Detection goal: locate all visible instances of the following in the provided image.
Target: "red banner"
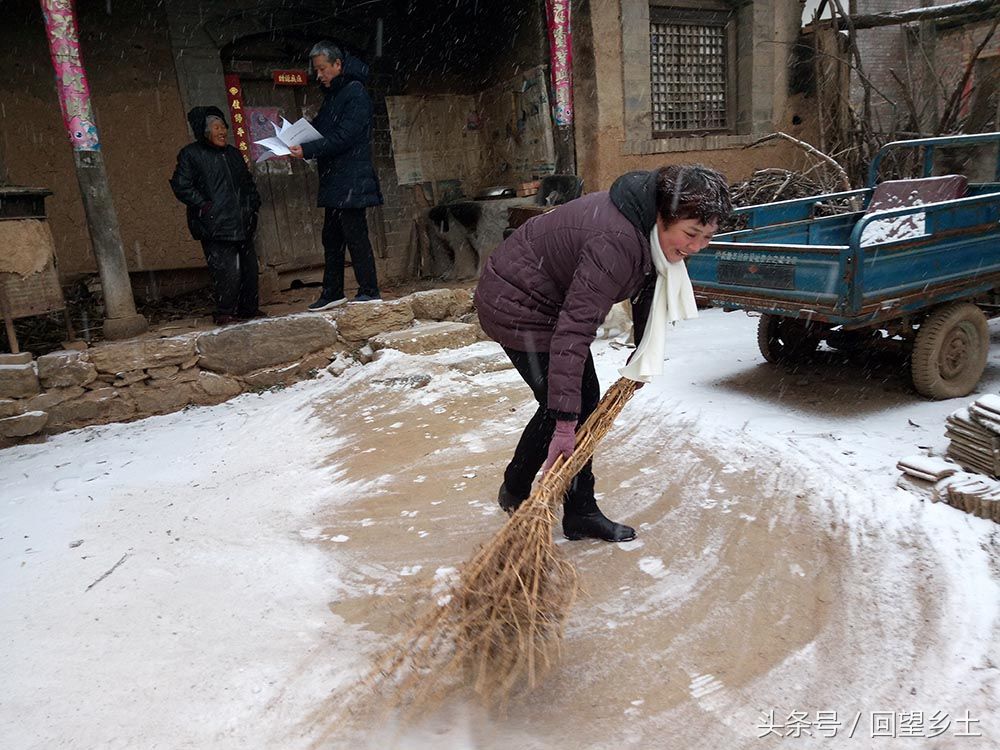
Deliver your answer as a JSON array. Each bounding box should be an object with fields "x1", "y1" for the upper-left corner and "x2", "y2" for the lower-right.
[
  {"x1": 272, "y1": 69, "x2": 308, "y2": 86},
  {"x1": 545, "y1": 0, "x2": 573, "y2": 127},
  {"x1": 224, "y1": 74, "x2": 251, "y2": 165}
]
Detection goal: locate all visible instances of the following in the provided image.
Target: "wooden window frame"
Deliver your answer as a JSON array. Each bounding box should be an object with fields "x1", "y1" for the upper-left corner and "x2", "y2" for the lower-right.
[{"x1": 649, "y1": 3, "x2": 738, "y2": 138}]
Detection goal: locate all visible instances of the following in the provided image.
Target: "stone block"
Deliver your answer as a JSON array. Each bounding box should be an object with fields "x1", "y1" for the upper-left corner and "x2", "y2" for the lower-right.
[
  {"x1": 129, "y1": 382, "x2": 198, "y2": 416},
  {"x1": 0, "y1": 363, "x2": 40, "y2": 399},
  {"x1": 0, "y1": 352, "x2": 32, "y2": 365},
  {"x1": 0, "y1": 410, "x2": 48, "y2": 438},
  {"x1": 369, "y1": 321, "x2": 480, "y2": 355},
  {"x1": 451, "y1": 288, "x2": 474, "y2": 317},
  {"x1": 89, "y1": 335, "x2": 198, "y2": 374},
  {"x1": 147, "y1": 365, "x2": 179, "y2": 379},
  {"x1": 148, "y1": 369, "x2": 200, "y2": 388},
  {"x1": 25, "y1": 386, "x2": 85, "y2": 412},
  {"x1": 37, "y1": 350, "x2": 98, "y2": 388},
  {"x1": 332, "y1": 300, "x2": 414, "y2": 342},
  {"x1": 197, "y1": 316, "x2": 338, "y2": 375},
  {"x1": 327, "y1": 353, "x2": 356, "y2": 377},
  {"x1": 111, "y1": 370, "x2": 148, "y2": 387},
  {"x1": 46, "y1": 388, "x2": 135, "y2": 428},
  {"x1": 406, "y1": 289, "x2": 456, "y2": 320},
  {"x1": 0, "y1": 398, "x2": 25, "y2": 418},
  {"x1": 195, "y1": 372, "x2": 242, "y2": 400}
]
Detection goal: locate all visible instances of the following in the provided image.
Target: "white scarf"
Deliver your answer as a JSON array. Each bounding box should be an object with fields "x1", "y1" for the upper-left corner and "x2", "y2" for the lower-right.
[{"x1": 619, "y1": 226, "x2": 699, "y2": 383}]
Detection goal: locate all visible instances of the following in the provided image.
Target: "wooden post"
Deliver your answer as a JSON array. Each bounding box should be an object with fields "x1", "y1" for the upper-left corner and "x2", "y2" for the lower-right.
[{"x1": 40, "y1": 0, "x2": 147, "y2": 340}]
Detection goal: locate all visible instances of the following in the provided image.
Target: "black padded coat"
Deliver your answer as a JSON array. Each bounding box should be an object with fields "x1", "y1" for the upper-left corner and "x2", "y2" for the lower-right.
[
  {"x1": 300, "y1": 55, "x2": 383, "y2": 209},
  {"x1": 169, "y1": 106, "x2": 260, "y2": 242}
]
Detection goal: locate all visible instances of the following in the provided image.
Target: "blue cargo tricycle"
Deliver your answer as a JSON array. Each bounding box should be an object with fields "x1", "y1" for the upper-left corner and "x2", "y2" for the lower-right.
[{"x1": 688, "y1": 132, "x2": 1000, "y2": 399}]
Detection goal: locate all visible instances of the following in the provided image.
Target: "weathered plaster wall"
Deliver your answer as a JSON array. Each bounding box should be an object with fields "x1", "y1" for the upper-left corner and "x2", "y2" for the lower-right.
[
  {"x1": 0, "y1": 1, "x2": 196, "y2": 280},
  {"x1": 574, "y1": 0, "x2": 820, "y2": 192}
]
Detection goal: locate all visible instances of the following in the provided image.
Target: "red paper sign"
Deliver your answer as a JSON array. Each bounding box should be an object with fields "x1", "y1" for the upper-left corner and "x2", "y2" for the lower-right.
[
  {"x1": 224, "y1": 74, "x2": 252, "y2": 165},
  {"x1": 272, "y1": 69, "x2": 308, "y2": 86}
]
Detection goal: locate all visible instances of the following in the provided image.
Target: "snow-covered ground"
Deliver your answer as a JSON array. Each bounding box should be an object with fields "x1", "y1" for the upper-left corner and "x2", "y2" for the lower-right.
[{"x1": 2, "y1": 308, "x2": 999, "y2": 749}]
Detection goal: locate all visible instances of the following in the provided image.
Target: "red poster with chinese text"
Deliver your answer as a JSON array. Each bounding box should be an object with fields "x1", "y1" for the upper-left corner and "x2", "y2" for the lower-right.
[{"x1": 223, "y1": 74, "x2": 251, "y2": 165}]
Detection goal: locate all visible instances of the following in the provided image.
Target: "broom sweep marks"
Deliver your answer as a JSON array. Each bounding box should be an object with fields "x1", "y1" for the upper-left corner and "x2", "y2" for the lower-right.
[{"x1": 363, "y1": 377, "x2": 640, "y2": 712}]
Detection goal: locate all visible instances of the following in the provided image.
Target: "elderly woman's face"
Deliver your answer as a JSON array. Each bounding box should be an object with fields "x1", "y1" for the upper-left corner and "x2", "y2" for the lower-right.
[
  {"x1": 207, "y1": 119, "x2": 228, "y2": 148},
  {"x1": 312, "y1": 54, "x2": 343, "y2": 87}
]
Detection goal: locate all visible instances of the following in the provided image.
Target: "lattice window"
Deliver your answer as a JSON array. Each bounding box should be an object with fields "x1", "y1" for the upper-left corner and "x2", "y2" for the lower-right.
[{"x1": 650, "y1": 7, "x2": 733, "y2": 135}]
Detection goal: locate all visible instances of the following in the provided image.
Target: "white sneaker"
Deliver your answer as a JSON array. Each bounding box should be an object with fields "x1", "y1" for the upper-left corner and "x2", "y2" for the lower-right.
[{"x1": 308, "y1": 296, "x2": 347, "y2": 312}]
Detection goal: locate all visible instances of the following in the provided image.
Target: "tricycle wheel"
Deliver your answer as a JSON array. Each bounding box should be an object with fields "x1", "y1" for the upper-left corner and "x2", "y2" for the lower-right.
[
  {"x1": 757, "y1": 313, "x2": 819, "y2": 364},
  {"x1": 911, "y1": 302, "x2": 989, "y2": 399}
]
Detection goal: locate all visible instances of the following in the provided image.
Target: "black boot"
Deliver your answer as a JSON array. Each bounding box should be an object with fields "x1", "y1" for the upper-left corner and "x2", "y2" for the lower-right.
[
  {"x1": 563, "y1": 507, "x2": 636, "y2": 542},
  {"x1": 497, "y1": 483, "x2": 525, "y2": 515}
]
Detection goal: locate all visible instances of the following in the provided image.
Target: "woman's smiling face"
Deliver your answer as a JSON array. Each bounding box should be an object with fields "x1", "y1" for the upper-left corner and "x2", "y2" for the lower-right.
[{"x1": 656, "y1": 216, "x2": 718, "y2": 263}]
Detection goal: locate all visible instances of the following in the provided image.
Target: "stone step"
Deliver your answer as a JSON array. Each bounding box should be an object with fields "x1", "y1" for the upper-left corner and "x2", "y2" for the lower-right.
[{"x1": 369, "y1": 321, "x2": 480, "y2": 355}]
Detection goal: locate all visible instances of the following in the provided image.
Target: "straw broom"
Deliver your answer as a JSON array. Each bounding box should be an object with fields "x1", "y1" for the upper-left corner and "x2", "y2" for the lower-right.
[{"x1": 365, "y1": 376, "x2": 641, "y2": 711}]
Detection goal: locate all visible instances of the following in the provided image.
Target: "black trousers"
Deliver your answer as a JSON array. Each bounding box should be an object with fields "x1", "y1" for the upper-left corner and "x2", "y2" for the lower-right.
[
  {"x1": 201, "y1": 239, "x2": 259, "y2": 317},
  {"x1": 502, "y1": 347, "x2": 602, "y2": 514},
  {"x1": 321, "y1": 207, "x2": 380, "y2": 299}
]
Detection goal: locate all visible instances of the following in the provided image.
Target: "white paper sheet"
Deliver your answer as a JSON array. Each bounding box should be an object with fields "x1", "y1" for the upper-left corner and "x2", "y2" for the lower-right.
[{"x1": 253, "y1": 117, "x2": 323, "y2": 160}]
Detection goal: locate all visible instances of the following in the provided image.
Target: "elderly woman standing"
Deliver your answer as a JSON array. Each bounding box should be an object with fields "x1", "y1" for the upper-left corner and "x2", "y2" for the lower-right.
[
  {"x1": 474, "y1": 165, "x2": 732, "y2": 542},
  {"x1": 170, "y1": 106, "x2": 261, "y2": 325}
]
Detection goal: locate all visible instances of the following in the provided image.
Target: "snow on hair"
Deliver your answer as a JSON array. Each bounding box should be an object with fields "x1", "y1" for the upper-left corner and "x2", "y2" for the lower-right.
[{"x1": 656, "y1": 164, "x2": 732, "y2": 225}]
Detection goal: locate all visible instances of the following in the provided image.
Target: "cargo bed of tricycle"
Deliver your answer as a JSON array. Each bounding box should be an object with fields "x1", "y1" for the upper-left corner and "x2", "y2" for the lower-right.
[{"x1": 687, "y1": 132, "x2": 1000, "y2": 399}]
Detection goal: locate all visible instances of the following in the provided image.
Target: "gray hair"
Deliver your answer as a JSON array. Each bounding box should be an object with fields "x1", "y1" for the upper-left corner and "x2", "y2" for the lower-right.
[
  {"x1": 309, "y1": 40, "x2": 343, "y2": 64},
  {"x1": 204, "y1": 114, "x2": 226, "y2": 137}
]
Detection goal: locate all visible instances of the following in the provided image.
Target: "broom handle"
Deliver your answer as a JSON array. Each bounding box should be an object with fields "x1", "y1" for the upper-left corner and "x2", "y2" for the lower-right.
[{"x1": 534, "y1": 377, "x2": 641, "y2": 505}]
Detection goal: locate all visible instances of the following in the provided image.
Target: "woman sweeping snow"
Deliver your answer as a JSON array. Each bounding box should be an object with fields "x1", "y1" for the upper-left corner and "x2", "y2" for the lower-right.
[{"x1": 474, "y1": 164, "x2": 732, "y2": 542}]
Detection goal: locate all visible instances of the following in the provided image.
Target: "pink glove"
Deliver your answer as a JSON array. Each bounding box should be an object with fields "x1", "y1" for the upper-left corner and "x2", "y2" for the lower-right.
[{"x1": 543, "y1": 419, "x2": 577, "y2": 472}]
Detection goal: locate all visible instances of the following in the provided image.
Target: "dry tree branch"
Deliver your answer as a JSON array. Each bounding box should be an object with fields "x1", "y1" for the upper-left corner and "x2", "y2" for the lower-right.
[{"x1": 745, "y1": 131, "x2": 852, "y2": 191}]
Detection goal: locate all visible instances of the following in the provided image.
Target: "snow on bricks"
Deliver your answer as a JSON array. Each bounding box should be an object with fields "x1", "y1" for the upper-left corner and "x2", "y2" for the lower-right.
[
  {"x1": 369, "y1": 321, "x2": 481, "y2": 355},
  {"x1": 195, "y1": 316, "x2": 339, "y2": 375}
]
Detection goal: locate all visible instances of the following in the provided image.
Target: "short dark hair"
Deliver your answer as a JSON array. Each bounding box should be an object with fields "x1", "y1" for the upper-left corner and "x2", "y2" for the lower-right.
[
  {"x1": 655, "y1": 164, "x2": 732, "y2": 226},
  {"x1": 309, "y1": 41, "x2": 343, "y2": 63}
]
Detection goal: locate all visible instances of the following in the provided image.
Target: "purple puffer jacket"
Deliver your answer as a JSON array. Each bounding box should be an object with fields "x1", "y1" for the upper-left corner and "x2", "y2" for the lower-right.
[{"x1": 475, "y1": 170, "x2": 660, "y2": 418}]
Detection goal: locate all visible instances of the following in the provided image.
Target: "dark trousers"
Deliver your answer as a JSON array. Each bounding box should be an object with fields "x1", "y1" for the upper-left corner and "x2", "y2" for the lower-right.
[
  {"x1": 502, "y1": 347, "x2": 601, "y2": 515},
  {"x1": 201, "y1": 239, "x2": 259, "y2": 316},
  {"x1": 321, "y1": 207, "x2": 380, "y2": 299}
]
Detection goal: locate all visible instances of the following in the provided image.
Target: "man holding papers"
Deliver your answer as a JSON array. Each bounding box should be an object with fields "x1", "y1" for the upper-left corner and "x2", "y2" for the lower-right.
[{"x1": 289, "y1": 41, "x2": 383, "y2": 309}]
